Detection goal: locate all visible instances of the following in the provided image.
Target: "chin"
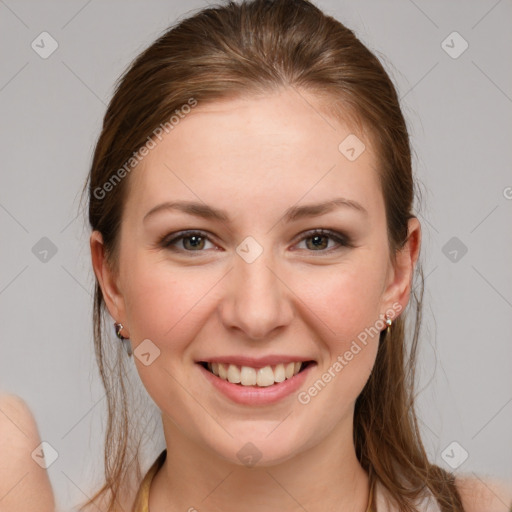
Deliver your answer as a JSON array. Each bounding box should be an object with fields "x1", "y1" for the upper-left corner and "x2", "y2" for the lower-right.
[{"x1": 205, "y1": 426, "x2": 313, "y2": 469}]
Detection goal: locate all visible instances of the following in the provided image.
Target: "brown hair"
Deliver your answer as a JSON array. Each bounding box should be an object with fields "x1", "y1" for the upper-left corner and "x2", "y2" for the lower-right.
[{"x1": 81, "y1": 1, "x2": 464, "y2": 510}]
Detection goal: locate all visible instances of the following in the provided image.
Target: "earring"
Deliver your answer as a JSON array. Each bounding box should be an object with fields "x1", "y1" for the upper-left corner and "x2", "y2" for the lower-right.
[
  {"x1": 385, "y1": 315, "x2": 393, "y2": 336},
  {"x1": 114, "y1": 322, "x2": 132, "y2": 357}
]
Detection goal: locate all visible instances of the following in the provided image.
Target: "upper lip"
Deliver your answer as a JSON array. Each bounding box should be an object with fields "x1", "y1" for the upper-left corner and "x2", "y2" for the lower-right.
[{"x1": 196, "y1": 355, "x2": 315, "y2": 368}]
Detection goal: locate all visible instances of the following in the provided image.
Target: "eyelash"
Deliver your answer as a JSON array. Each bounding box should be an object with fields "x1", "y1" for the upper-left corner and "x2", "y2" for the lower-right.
[{"x1": 158, "y1": 229, "x2": 353, "y2": 255}]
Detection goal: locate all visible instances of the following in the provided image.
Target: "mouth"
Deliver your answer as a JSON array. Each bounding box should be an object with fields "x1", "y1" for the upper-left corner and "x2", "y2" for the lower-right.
[{"x1": 198, "y1": 360, "x2": 315, "y2": 387}]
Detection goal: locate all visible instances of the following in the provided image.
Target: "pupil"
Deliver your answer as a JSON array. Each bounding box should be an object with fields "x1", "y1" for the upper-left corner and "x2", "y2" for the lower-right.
[
  {"x1": 185, "y1": 235, "x2": 204, "y2": 250},
  {"x1": 307, "y1": 235, "x2": 327, "y2": 250}
]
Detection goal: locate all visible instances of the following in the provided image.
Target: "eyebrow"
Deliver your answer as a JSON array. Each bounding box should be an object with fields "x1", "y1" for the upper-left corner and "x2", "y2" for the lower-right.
[{"x1": 143, "y1": 197, "x2": 368, "y2": 224}]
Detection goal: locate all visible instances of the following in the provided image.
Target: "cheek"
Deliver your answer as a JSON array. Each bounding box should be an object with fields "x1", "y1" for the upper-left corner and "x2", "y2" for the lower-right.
[
  {"x1": 293, "y1": 268, "x2": 384, "y2": 420},
  {"x1": 121, "y1": 254, "x2": 217, "y2": 350},
  {"x1": 301, "y1": 258, "x2": 387, "y2": 345},
  {"x1": 120, "y1": 259, "x2": 216, "y2": 407}
]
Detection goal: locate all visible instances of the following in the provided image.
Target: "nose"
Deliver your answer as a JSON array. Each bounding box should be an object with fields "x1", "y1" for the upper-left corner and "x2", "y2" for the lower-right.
[{"x1": 218, "y1": 250, "x2": 294, "y2": 341}]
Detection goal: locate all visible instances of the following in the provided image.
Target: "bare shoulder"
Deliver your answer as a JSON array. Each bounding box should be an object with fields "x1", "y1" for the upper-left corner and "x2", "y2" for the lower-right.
[
  {"x1": 0, "y1": 393, "x2": 40, "y2": 431},
  {"x1": 455, "y1": 473, "x2": 512, "y2": 512},
  {"x1": 0, "y1": 393, "x2": 55, "y2": 512},
  {"x1": 0, "y1": 393, "x2": 40, "y2": 457}
]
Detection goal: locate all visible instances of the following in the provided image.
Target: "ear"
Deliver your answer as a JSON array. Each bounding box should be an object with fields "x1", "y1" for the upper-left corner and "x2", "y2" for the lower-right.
[
  {"x1": 90, "y1": 230, "x2": 127, "y2": 327},
  {"x1": 381, "y1": 217, "x2": 421, "y2": 315}
]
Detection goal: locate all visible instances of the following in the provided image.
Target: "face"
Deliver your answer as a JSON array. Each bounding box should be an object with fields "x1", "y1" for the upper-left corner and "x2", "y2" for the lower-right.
[{"x1": 92, "y1": 88, "x2": 419, "y2": 467}]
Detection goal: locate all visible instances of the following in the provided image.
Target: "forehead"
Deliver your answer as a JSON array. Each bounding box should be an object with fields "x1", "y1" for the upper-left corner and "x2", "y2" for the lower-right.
[{"x1": 125, "y1": 89, "x2": 383, "y2": 224}]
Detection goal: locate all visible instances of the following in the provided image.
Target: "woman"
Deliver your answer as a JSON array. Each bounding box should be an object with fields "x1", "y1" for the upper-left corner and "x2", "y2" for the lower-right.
[{"x1": 82, "y1": 1, "x2": 511, "y2": 511}]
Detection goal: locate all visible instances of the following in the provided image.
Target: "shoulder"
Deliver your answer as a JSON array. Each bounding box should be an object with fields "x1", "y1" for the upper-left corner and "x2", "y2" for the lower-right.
[
  {"x1": 0, "y1": 393, "x2": 39, "y2": 457},
  {"x1": 0, "y1": 393, "x2": 43, "y2": 455},
  {"x1": 0, "y1": 393, "x2": 37, "y2": 429},
  {"x1": 0, "y1": 393, "x2": 55, "y2": 512},
  {"x1": 455, "y1": 474, "x2": 512, "y2": 512}
]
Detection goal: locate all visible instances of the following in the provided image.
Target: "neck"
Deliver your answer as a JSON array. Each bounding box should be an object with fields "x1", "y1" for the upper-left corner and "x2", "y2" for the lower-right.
[{"x1": 149, "y1": 415, "x2": 371, "y2": 512}]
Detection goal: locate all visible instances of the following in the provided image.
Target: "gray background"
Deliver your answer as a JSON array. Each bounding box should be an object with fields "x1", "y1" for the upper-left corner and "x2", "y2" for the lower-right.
[{"x1": 1, "y1": 0, "x2": 511, "y2": 510}]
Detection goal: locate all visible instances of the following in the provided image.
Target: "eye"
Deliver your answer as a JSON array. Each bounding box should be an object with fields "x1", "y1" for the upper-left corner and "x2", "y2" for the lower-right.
[
  {"x1": 160, "y1": 230, "x2": 217, "y2": 252},
  {"x1": 294, "y1": 229, "x2": 351, "y2": 252},
  {"x1": 159, "y1": 228, "x2": 352, "y2": 255}
]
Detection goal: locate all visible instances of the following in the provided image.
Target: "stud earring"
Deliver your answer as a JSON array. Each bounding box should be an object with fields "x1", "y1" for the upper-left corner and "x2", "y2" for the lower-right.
[
  {"x1": 114, "y1": 322, "x2": 132, "y2": 357},
  {"x1": 385, "y1": 315, "x2": 393, "y2": 336}
]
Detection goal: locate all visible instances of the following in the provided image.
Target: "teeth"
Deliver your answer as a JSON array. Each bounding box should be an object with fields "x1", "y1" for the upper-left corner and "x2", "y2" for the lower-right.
[
  {"x1": 256, "y1": 366, "x2": 275, "y2": 387},
  {"x1": 240, "y1": 366, "x2": 257, "y2": 385},
  {"x1": 227, "y1": 364, "x2": 241, "y2": 383},
  {"x1": 205, "y1": 361, "x2": 306, "y2": 386},
  {"x1": 274, "y1": 363, "x2": 286, "y2": 383},
  {"x1": 218, "y1": 363, "x2": 227, "y2": 380}
]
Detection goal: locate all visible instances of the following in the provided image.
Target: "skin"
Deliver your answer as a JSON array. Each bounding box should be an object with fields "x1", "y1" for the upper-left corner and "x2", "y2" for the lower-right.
[
  {"x1": 0, "y1": 394, "x2": 55, "y2": 512},
  {"x1": 91, "y1": 87, "x2": 423, "y2": 511},
  {"x1": 457, "y1": 476, "x2": 512, "y2": 512}
]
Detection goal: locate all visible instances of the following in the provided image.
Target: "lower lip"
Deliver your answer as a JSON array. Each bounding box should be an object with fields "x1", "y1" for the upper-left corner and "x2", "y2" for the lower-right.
[{"x1": 197, "y1": 363, "x2": 315, "y2": 405}]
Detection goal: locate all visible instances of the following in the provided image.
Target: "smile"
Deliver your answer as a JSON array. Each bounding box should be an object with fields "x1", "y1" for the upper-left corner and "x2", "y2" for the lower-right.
[
  {"x1": 197, "y1": 358, "x2": 316, "y2": 405},
  {"x1": 200, "y1": 361, "x2": 313, "y2": 387}
]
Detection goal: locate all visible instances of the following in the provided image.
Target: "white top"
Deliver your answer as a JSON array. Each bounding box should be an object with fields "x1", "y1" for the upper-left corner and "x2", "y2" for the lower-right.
[{"x1": 374, "y1": 479, "x2": 442, "y2": 512}]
